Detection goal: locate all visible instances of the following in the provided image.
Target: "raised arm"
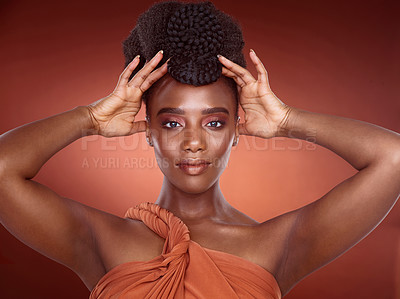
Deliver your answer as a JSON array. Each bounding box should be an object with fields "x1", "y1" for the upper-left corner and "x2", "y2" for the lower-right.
[
  {"x1": 218, "y1": 49, "x2": 400, "y2": 296},
  {"x1": 275, "y1": 107, "x2": 400, "y2": 294},
  {"x1": 0, "y1": 50, "x2": 169, "y2": 289},
  {"x1": 0, "y1": 106, "x2": 104, "y2": 286}
]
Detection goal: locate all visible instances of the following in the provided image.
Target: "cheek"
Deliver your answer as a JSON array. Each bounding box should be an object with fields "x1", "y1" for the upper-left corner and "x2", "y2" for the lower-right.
[
  {"x1": 217, "y1": 143, "x2": 232, "y2": 165},
  {"x1": 207, "y1": 132, "x2": 234, "y2": 170},
  {"x1": 150, "y1": 126, "x2": 179, "y2": 150},
  {"x1": 208, "y1": 128, "x2": 234, "y2": 152},
  {"x1": 154, "y1": 132, "x2": 181, "y2": 154}
]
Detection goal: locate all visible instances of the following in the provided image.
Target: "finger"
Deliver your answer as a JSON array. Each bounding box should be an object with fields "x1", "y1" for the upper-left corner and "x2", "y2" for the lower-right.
[
  {"x1": 131, "y1": 57, "x2": 170, "y2": 90},
  {"x1": 221, "y1": 66, "x2": 243, "y2": 95},
  {"x1": 236, "y1": 84, "x2": 241, "y2": 94},
  {"x1": 221, "y1": 66, "x2": 246, "y2": 87},
  {"x1": 249, "y1": 49, "x2": 270, "y2": 88},
  {"x1": 118, "y1": 55, "x2": 141, "y2": 86},
  {"x1": 130, "y1": 50, "x2": 164, "y2": 89},
  {"x1": 217, "y1": 54, "x2": 256, "y2": 85},
  {"x1": 129, "y1": 120, "x2": 147, "y2": 135}
]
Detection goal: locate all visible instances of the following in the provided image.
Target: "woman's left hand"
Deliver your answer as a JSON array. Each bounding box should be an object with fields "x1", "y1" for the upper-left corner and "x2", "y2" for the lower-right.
[{"x1": 218, "y1": 49, "x2": 293, "y2": 139}]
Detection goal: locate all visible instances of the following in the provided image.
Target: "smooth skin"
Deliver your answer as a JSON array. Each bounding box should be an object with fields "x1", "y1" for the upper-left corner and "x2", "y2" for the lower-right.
[{"x1": 0, "y1": 48, "x2": 399, "y2": 297}]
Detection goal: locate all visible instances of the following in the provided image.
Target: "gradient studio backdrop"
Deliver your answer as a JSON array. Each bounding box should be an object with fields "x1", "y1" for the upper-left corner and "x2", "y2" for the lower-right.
[{"x1": 0, "y1": 0, "x2": 399, "y2": 298}]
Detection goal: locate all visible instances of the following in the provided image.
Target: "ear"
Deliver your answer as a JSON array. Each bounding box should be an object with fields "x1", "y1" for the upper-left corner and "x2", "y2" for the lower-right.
[
  {"x1": 233, "y1": 116, "x2": 240, "y2": 146},
  {"x1": 145, "y1": 116, "x2": 153, "y2": 147}
]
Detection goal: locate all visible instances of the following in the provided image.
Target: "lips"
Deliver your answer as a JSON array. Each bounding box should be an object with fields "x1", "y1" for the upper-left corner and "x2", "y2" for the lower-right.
[
  {"x1": 176, "y1": 159, "x2": 211, "y2": 175},
  {"x1": 177, "y1": 159, "x2": 211, "y2": 166}
]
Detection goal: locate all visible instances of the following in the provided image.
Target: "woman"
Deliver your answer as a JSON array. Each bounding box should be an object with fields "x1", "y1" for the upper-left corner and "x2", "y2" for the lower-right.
[{"x1": 1, "y1": 1, "x2": 399, "y2": 298}]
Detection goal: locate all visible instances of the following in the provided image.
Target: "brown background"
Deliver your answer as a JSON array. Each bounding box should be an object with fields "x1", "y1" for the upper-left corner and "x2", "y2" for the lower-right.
[{"x1": 0, "y1": 0, "x2": 399, "y2": 298}]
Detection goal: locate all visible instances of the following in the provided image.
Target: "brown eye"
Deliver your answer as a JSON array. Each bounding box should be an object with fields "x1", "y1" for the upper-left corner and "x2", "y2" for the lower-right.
[
  {"x1": 206, "y1": 120, "x2": 225, "y2": 128},
  {"x1": 162, "y1": 121, "x2": 182, "y2": 129}
]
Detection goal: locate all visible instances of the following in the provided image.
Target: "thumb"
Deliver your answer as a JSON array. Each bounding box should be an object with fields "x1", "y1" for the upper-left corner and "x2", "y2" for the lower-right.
[
  {"x1": 129, "y1": 120, "x2": 147, "y2": 135},
  {"x1": 238, "y1": 123, "x2": 250, "y2": 136}
]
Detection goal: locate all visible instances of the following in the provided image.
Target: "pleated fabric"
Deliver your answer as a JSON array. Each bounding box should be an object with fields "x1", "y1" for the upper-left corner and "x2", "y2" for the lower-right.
[{"x1": 90, "y1": 202, "x2": 281, "y2": 299}]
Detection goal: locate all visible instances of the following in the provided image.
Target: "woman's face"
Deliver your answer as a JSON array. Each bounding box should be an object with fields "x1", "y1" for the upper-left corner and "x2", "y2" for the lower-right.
[{"x1": 146, "y1": 73, "x2": 239, "y2": 194}]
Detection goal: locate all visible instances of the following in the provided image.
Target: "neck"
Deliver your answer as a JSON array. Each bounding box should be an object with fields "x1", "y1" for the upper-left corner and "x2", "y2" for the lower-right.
[{"x1": 154, "y1": 177, "x2": 232, "y2": 224}]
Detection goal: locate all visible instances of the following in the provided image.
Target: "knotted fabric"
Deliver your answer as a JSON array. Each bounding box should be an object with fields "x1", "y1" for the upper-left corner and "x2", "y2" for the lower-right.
[{"x1": 90, "y1": 202, "x2": 281, "y2": 298}]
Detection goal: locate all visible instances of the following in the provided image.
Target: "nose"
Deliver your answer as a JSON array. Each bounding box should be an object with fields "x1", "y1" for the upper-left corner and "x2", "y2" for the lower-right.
[{"x1": 181, "y1": 127, "x2": 206, "y2": 153}]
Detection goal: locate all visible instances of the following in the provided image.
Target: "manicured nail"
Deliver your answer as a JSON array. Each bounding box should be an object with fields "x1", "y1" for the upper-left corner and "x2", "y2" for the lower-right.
[
  {"x1": 158, "y1": 50, "x2": 164, "y2": 55},
  {"x1": 131, "y1": 55, "x2": 140, "y2": 63},
  {"x1": 250, "y1": 49, "x2": 256, "y2": 55}
]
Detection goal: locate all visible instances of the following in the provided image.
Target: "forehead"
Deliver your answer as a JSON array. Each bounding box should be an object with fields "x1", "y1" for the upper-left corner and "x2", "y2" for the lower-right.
[{"x1": 147, "y1": 73, "x2": 235, "y2": 115}]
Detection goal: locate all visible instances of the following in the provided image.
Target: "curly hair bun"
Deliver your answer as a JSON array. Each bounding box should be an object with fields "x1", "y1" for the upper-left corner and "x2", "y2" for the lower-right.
[
  {"x1": 123, "y1": 0, "x2": 246, "y2": 88},
  {"x1": 166, "y1": 2, "x2": 223, "y2": 85}
]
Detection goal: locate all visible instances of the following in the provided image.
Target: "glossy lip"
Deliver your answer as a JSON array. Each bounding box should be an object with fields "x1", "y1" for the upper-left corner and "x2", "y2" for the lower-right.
[
  {"x1": 176, "y1": 158, "x2": 211, "y2": 176},
  {"x1": 176, "y1": 158, "x2": 212, "y2": 166}
]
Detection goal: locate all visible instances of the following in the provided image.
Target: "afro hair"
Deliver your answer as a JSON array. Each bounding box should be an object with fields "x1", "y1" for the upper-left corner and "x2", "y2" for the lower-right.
[{"x1": 122, "y1": 0, "x2": 246, "y2": 117}]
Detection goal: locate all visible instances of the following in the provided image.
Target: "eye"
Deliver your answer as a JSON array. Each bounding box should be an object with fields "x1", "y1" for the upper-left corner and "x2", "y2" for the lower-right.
[
  {"x1": 162, "y1": 121, "x2": 182, "y2": 129},
  {"x1": 206, "y1": 120, "x2": 225, "y2": 128}
]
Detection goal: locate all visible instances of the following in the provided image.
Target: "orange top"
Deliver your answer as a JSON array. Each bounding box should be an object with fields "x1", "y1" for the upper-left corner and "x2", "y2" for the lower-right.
[{"x1": 90, "y1": 202, "x2": 282, "y2": 299}]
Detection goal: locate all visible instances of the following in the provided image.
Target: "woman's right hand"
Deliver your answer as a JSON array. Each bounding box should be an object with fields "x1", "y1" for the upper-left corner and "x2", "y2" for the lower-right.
[{"x1": 86, "y1": 50, "x2": 168, "y2": 137}]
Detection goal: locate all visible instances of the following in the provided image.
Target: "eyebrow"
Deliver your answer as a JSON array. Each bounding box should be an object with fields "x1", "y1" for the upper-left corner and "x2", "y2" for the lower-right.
[{"x1": 156, "y1": 107, "x2": 230, "y2": 116}]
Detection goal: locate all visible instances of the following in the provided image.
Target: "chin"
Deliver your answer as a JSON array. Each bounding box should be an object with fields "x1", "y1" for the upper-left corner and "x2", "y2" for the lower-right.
[
  {"x1": 174, "y1": 179, "x2": 216, "y2": 195},
  {"x1": 165, "y1": 169, "x2": 221, "y2": 195}
]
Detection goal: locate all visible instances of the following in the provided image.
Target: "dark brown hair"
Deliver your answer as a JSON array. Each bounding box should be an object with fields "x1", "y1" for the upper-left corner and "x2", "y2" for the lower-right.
[{"x1": 122, "y1": 0, "x2": 246, "y2": 118}]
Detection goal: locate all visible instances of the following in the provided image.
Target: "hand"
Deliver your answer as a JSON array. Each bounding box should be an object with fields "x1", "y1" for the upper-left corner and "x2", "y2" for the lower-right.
[
  {"x1": 86, "y1": 50, "x2": 168, "y2": 137},
  {"x1": 218, "y1": 49, "x2": 293, "y2": 139}
]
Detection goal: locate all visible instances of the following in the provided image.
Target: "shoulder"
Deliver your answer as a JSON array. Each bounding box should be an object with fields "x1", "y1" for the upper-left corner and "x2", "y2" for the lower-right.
[
  {"x1": 73, "y1": 204, "x2": 165, "y2": 290},
  {"x1": 88, "y1": 208, "x2": 165, "y2": 268},
  {"x1": 252, "y1": 209, "x2": 302, "y2": 296},
  {"x1": 213, "y1": 207, "x2": 299, "y2": 287}
]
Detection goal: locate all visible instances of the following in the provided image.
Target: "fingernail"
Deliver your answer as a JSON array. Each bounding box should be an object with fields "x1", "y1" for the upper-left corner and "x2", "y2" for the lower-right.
[
  {"x1": 159, "y1": 50, "x2": 164, "y2": 55},
  {"x1": 217, "y1": 54, "x2": 222, "y2": 58},
  {"x1": 250, "y1": 49, "x2": 256, "y2": 55},
  {"x1": 131, "y1": 55, "x2": 140, "y2": 63}
]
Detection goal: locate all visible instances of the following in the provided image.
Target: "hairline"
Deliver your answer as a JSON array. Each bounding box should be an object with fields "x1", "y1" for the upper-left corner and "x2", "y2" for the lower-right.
[{"x1": 143, "y1": 75, "x2": 239, "y2": 122}]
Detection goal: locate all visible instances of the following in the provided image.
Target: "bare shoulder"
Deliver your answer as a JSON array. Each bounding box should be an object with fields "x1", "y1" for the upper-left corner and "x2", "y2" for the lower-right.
[
  {"x1": 206, "y1": 207, "x2": 301, "y2": 296},
  {"x1": 188, "y1": 207, "x2": 292, "y2": 277},
  {"x1": 252, "y1": 208, "x2": 301, "y2": 296},
  {"x1": 69, "y1": 202, "x2": 164, "y2": 291}
]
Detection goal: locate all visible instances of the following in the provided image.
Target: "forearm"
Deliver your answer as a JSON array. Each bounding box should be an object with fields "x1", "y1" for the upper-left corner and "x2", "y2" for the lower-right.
[
  {"x1": 279, "y1": 107, "x2": 400, "y2": 170},
  {"x1": 0, "y1": 106, "x2": 95, "y2": 179}
]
